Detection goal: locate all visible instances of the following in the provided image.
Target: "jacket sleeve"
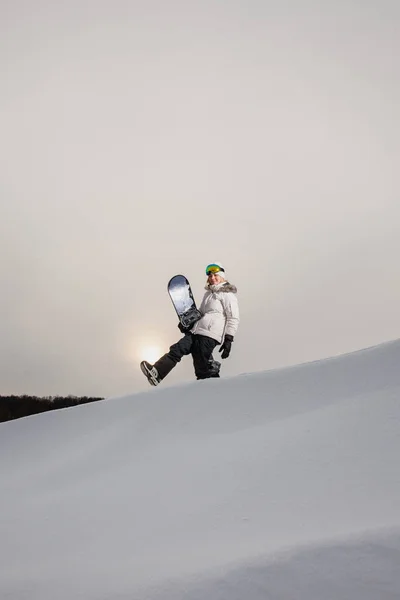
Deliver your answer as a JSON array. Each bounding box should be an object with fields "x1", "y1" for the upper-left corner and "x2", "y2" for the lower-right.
[{"x1": 222, "y1": 293, "x2": 240, "y2": 338}]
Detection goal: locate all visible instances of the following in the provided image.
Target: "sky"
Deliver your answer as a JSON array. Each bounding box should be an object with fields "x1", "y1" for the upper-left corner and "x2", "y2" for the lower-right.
[
  {"x1": 1, "y1": 0, "x2": 399, "y2": 397},
  {"x1": 1, "y1": 338, "x2": 399, "y2": 598}
]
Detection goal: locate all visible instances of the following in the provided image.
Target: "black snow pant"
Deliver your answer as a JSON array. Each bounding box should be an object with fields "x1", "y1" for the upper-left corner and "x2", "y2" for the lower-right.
[{"x1": 153, "y1": 333, "x2": 220, "y2": 381}]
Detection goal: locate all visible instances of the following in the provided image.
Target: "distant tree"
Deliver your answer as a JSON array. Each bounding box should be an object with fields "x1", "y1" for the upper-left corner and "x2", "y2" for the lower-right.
[{"x1": 0, "y1": 395, "x2": 104, "y2": 423}]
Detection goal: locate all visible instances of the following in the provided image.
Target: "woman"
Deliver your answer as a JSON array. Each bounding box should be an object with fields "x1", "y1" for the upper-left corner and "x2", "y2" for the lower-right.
[{"x1": 141, "y1": 262, "x2": 239, "y2": 386}]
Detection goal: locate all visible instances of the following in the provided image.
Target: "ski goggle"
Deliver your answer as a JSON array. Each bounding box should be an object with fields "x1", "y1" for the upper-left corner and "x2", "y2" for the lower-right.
[{"x1": 205, "y1": 264, "x2": 225, "y2": 276}]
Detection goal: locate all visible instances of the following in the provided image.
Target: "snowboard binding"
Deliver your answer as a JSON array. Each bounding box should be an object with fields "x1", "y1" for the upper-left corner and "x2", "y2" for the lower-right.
[{"x1": 180, "y1": 307, "x2": 202, "y2": 329}]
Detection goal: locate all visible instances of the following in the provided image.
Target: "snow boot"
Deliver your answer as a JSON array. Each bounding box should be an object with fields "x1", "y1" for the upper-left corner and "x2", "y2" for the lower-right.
[{"x1": 140, "y1": 361, "x2": 161, "y2": 386}]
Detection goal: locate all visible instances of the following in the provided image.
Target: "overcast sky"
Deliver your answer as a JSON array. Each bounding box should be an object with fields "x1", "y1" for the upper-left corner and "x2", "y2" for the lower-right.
[{"x1": 1, "y1": 0, "x2": 399, "y2": 397}]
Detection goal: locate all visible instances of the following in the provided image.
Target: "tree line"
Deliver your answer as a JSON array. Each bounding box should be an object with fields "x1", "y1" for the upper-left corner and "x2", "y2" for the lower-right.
[{"x1": 0, "y1": 395, "x2": 104, "y2": 423}]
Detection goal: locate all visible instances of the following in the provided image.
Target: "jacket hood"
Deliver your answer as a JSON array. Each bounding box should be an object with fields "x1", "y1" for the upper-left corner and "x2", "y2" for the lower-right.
[{"x1": 206, "y1": 281, "x2": 237, "y2": 294}]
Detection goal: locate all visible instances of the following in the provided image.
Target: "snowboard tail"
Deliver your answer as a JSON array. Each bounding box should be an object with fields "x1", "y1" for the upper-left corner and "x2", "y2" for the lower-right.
[{"x1": 168, "y1": 275, "x2": 201, "y2": 329}]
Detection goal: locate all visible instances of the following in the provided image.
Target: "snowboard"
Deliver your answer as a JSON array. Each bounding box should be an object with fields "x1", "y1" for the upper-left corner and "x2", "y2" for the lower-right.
[{"x1": 168, "y1": 275, "x2": 202, "y2": 330}]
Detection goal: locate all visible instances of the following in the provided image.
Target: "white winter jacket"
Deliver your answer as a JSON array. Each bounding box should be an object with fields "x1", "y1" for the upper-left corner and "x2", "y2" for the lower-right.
[{"x1": 190, "y1": 281, "x2": 239, "y2": 343}]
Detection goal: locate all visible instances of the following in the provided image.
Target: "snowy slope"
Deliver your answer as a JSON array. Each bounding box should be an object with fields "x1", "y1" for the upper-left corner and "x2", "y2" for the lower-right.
[{"x1": 1, "y1": 339, "x2": 400, "y2": 599}]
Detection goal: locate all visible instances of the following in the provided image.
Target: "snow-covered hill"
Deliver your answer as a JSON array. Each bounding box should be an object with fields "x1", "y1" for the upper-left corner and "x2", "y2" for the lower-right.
[{"x1": 1, "y1": 340, "x2": 400, "y2": 599}]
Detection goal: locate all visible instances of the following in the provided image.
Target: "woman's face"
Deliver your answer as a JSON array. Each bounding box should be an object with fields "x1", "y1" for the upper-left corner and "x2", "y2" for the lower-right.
[{"x1": 208, "y1": 272, "x2": 224, "y2": 285}]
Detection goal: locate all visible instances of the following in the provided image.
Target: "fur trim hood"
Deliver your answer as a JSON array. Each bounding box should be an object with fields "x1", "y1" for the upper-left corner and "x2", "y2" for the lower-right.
[{"x1": 206, "y1": 281, "x2": 237, "y2": 294}]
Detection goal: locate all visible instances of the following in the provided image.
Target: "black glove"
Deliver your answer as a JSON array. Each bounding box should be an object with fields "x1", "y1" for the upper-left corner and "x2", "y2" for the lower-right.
[
  {"x1": 178, "y1": 322, "x2": 192, "y2": 334},
  {"x1": 219, "y1": 334, "x2": 234, "y2": 359}
]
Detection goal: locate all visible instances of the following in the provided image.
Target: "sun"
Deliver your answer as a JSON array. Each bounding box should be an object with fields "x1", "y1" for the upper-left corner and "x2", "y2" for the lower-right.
[
  {"x1": 126, "y1": 333, "x2": 164, "y2": 365},
  {"x1": 141, "y1": 344, "x2": 162, "y2": 364}
]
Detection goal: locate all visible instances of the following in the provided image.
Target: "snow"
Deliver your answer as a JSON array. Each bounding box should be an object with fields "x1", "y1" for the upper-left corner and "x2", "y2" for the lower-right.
[{"x1": 1, "y1": 339, "x2": 400, "y2": 599}]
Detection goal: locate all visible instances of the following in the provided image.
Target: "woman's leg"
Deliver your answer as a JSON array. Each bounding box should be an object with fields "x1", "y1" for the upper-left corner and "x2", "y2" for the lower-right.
[
  {"x1": 153, "y1": 333, "x2": 193, "y2": 380},
  {"x1": 191, "y1": 335, "x2": 220, "y2": 379}
]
